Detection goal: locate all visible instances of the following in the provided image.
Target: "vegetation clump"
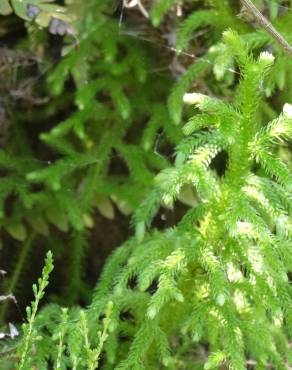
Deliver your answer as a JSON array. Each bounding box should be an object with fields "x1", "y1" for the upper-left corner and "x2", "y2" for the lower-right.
[{"x1": 0, "y1": 0, "x2": 291, "y2": 369}]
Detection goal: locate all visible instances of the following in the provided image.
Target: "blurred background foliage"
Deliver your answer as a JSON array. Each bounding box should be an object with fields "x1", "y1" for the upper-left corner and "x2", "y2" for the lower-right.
[
  {"x1": 0, "y1": 0, "x2": 187, "y2": 324},
  {"x1": 0, "y1": 0, "x2": 291, "y2": 365}
]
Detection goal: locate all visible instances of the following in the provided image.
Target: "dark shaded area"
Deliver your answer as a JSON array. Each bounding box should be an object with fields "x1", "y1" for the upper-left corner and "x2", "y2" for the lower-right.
[{"x1": 210, "y1": 150, "x2": 228, "y2": 177}]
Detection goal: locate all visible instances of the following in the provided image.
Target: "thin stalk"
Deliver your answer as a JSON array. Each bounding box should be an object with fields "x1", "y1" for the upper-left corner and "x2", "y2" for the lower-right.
[{"x1": 241, "y1": 0, "x2": 292, "y2": 55}]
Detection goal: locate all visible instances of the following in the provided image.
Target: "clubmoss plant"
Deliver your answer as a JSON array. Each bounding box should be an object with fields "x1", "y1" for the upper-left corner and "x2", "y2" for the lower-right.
[
  {"x1": 0, "y1": 1, "x2": 291, "y2": 369},
  {"x1": 85, "y1": 30, "x2": 292, "y2": 369},
  {"x1": 18, "y1": 251, "x2": 54, "y2": 370}
]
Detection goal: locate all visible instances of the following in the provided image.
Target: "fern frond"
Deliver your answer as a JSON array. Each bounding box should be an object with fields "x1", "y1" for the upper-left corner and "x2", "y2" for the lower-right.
[
  {"x1": 168, "y1": 58, "x2": 213, "y2": 124},
  {"x1": 177, "y1": 10, "x2": 218, "y2": 52}
]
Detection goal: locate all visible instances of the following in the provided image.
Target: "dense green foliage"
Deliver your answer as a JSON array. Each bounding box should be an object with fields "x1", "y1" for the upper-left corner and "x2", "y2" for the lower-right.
[{"x1": 0, "y1": 0, "x2": 292, "y2": 369}]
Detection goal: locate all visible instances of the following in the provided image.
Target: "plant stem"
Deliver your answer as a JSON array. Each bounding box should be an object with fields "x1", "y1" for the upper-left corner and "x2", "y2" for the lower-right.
[
  {"x1": 241, "y1": 0, "x2": 292, "y2": 55},
  {"x1": 18, "y1": 251, "x2": 54, "y2": 370}
]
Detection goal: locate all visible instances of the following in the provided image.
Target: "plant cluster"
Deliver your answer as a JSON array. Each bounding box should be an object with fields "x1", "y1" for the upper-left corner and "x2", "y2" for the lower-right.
[{"x1": 0, "y1": 0, "x2": 291, "y2": 369}]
